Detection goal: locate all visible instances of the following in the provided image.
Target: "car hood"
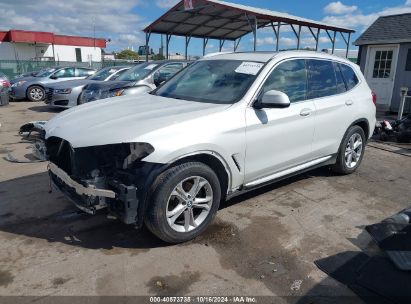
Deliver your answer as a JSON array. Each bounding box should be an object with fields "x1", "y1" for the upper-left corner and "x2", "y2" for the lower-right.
[
  {"x1": 84, "y1": 80, "x2": 132, "y2": 92},
  {"x1": 46, "y1": 79, "x2": 98, "y2": 89},
  {"x1": 45, "y1": 94, "x2": 230, "y2": 148}
]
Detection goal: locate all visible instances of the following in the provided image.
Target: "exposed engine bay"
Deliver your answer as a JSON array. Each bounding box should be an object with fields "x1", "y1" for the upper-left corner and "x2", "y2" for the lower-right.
[{"x1": 46, "y1": 137, "x2": 162, "y2": 226}]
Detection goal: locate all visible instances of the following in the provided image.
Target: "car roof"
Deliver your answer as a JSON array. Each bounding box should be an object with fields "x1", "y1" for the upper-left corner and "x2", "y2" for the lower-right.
[{"x1": 201, "y1": 50, "x2": 355, "y2": 65}]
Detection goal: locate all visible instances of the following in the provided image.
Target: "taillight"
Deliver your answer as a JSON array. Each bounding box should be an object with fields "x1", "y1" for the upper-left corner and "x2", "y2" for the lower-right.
[
  {"x1": 371, "y1": 91, "x2": 377, "y2": 106},
  {"x1": 0, "y1": 80, "x2": 10, "y2": 88}
]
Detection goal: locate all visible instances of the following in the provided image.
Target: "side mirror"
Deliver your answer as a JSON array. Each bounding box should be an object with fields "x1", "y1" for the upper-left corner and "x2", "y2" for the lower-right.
[
  {"x1": 255, "y1": 90, "x2": 291, "y2": 109},
  {"x1": 50, "y1": 75, "x2": 58, "y2": 80}
]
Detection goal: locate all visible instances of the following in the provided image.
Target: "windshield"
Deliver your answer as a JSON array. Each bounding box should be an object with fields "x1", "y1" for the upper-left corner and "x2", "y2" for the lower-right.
[
  {"x1": 36, "y1": 68, "x2": 58, "y2": 77},
  {"x1": 89, "y1": 67, "x2": 121, "y2": 81},
  {"x1": 117, "y1": 63, "x2": 158, "y2": 82},
  {"x1": 155, "y1": 60, "x2": 264, "y2": 104}
]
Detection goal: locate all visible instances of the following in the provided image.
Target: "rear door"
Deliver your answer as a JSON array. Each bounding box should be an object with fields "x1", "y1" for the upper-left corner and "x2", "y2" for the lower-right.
[
  {"x1": 244, "y1": 59, "x2": 316, "y2": 184},
  {"x1": 309, "y1": 59, "x2": 358, "y2": 158}
]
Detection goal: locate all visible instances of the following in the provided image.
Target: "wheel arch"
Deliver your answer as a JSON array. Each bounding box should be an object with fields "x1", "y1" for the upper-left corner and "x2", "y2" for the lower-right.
[
  {"x1": 136, "y1": 151, "x2": 231, "y2": 228},
  {"x1": 167, "y1": 152, "x2": 231, "y2": 200},
  {"x1": 350, "y1": 118, "x2": 370, "y2": 139}
]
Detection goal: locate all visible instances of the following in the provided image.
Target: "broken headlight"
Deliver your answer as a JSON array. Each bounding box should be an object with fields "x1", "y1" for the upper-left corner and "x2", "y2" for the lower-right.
[{"x1": 122, "y1": 142, "x2": 155, "y2": 169}]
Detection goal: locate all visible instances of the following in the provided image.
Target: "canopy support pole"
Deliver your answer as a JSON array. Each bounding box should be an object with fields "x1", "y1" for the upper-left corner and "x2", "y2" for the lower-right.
[
  {"x1": 316, "y1": 28, "x2": 320, "y2": 51},
  {"x1": 203, "y1": 37, "x2": 209, "y2": 56},
  {"x1": 290, "y1": 24, "x2": 301, "y2": 50},
  {"x1": 185, "y1": 35, "x2": 191, "y2": 60},
  {"x1": 234, "y1": 37, "x2": 241, "y2": 52},
  {"x1": 246, "y1": 13, "x2": 258, "y2": 51},
  {"x1": 166, "y1": 34, "x2": 172, "y2": 60},
  {"x1": 219, "y1": 39, "x2": 225, "y2": 52},
  {"x1": 145, "y1": 31, "x2": 151, "y2": 62},
  {"x1": 308, "y1": 27, "x2": 320, "y2": 51},
  {"x1": 340, "y1": 32, "x2": 351, "y2": 58},
  {"x1": 271, "y1": 22, "x2": 281, "y2": 51},
  {"x1": 326, "y1": 30, "x2": 336, "y2": 54}
]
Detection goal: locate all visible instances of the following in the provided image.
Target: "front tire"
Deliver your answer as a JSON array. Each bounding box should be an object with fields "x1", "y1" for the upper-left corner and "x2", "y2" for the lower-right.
[
  {"x1": 332, "y1": 125, "x2": 366, "y2": 174},
  {"x1": 145, "y1": 162, "x2": 221, "y2": 244},
  {"x1": 27, "y1": 86, "x2": 45, "y2": 102}
]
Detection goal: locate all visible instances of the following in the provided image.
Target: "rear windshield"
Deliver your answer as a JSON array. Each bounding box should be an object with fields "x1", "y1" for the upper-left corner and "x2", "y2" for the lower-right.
[
  {"x1": 89, "y1": 67, "x2": 121, "y2": 81},
  {"x1": 117, "y1": 63, "x2": 158, "y2": 82}
]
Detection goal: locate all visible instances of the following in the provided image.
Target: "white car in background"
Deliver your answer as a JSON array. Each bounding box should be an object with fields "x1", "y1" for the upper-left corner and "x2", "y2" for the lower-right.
[{"x1": 44, "y1": 51, "x2": 376, "y2": 243}]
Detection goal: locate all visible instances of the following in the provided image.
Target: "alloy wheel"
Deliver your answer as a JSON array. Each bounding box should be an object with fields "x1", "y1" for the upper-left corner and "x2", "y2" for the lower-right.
[
  {"x1": 166, "y1": 176, "x2": 213, "y2": 233},
  {"x1": 29, "y1": 87, "x2": 44, "y2": 101},
  {"x1": 345, "y1": 133, "x2": 363, "y2": 169}
]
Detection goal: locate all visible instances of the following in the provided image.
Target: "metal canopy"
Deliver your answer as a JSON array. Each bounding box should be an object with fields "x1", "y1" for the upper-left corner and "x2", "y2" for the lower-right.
[{"x1": 143, "y1": 0, "x2": 355, "y2": 60}]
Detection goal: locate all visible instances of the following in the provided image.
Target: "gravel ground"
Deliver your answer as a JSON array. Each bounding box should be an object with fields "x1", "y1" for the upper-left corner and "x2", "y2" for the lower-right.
[{"x1": 0, "y1": 102, "x2": 410, "y2": 301}]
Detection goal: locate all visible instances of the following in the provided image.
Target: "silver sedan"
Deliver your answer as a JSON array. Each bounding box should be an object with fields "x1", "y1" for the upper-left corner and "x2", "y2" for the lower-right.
[{"x1": 45, "y1": 66, "x2": 130, "y2": 108}]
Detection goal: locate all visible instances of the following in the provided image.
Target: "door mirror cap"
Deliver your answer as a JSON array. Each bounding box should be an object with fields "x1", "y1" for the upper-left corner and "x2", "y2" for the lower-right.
[{"x1": 255, "y1": 90, "x2": 291, "y2": 109}]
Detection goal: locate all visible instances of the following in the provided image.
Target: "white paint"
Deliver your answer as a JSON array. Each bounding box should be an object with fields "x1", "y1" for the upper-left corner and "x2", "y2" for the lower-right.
[
  {"x1": 364, "y1": 44, "x2": 399, "y2": 108},
  {"x1": 0, "y1": 41, "x2": 102, "y2": 62}
]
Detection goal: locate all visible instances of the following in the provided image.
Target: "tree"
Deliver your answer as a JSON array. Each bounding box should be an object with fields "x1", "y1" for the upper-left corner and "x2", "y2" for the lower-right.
[
  {"x1": 116, "y1": 49, "x2": 139, "y2": 60},
  {"x1": 152, "y1": 54, "x2": 165, "y2": 60}
]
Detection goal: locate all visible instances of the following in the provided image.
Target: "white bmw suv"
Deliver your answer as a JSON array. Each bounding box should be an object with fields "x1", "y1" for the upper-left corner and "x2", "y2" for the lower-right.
[{"x1": 44, "y1": 51, "x2": 376, "y2": 243}]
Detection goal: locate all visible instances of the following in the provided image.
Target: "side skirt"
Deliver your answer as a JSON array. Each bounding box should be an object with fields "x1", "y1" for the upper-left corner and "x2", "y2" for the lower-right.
[{"x1": 226, "y1": 154, "x2": 337, "y2": 201}]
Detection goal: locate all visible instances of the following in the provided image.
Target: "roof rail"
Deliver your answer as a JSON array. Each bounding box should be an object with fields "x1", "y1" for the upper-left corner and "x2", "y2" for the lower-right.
[{"x1": 203, "y1": 52, "x2": 233, "y2": 58}]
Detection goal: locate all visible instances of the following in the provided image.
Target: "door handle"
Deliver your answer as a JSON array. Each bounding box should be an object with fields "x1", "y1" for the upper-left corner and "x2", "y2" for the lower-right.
[
  {"x1": 345, "y1": 100, "x2": 354, "y2": 106},
  {"x1": 300, "y1": 108, "x2": 313, "y2": 117}
]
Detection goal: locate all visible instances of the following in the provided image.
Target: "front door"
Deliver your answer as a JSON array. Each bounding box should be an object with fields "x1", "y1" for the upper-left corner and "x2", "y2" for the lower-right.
[
  {"x1": 365, "y1": 46, "x2": 398, "y2": 109},
  {"x1": 244, "y1": 59, "x2": 315, "y2": 184}
]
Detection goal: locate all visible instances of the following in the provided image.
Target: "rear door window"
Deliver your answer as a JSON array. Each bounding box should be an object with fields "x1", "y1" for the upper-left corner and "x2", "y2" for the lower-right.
[
  {"x1": 307, "y1": 60, "x2": 337, "y2": 99},
  {"x1": 76, "y1": 68, "x2": 94, "y2": 77},
  {"x1": 339, "y1": 64, "x2": 359, "y2": 90},
  {"x1": 53, "y1": 68, "x2": 75, "y2": 78}
]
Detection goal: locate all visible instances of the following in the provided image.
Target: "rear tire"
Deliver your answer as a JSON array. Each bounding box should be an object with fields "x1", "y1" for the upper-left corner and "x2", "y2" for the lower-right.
[
  {"x1": 145, "y1": 162, "x2": 221, "y2": 244},
  {"x1": 27, "y1": 86, "x2": 45, "y2": 102},
  {"x1": 332, "y1": 125, "x2": 366, "y2": 175}
]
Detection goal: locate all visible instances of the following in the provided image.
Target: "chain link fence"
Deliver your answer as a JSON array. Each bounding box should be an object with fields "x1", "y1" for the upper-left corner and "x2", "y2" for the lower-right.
[{"x1": 0, "y1": 60, "x2": 138, "y2": 79}]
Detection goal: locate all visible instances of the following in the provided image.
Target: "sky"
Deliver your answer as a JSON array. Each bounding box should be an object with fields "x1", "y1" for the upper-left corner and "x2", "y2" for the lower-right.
[{"x1": 1, "y1": 0, "x2": 411, "y2": 56}]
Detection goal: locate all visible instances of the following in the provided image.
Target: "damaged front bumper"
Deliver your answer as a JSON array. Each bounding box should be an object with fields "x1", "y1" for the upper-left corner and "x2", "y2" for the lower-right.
[{"x1": 49, "y1": 162, "x2": 139, "y2": 224}]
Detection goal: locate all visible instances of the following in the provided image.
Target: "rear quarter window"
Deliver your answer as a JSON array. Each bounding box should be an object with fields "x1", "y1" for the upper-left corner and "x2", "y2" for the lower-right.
[{"x1": 339, "y1": 64, "x2": 359, "y2": 90}]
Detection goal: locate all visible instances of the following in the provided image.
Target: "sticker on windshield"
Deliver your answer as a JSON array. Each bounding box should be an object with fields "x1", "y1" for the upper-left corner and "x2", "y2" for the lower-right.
[
  {"x1": 144, "y1": 64, "x2": 158, "y2": 70},
  {"x1": 235, "y1": 62, "x2": 264, "y2": 75},
  {"x1": 109, "y1": 69, "x2": 117, "y2": 73}
]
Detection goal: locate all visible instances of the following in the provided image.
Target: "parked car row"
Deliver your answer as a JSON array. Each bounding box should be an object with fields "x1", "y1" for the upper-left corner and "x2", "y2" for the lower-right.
[
  {"x1": 45, "y1": 66, "x2": 131, "y2": 108},
  {"x1": 79, "y1": 61, "x2": 190, "y2": 105},
  {"x1": 4, "y1": 60, "x2": 191, "y2": 108},
  {"x1": 44, "y1": 51, "x2": 377, "y2": 243},
  {"x1": 10, "y1": 67, "x2": 96, "y2": 102}
]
